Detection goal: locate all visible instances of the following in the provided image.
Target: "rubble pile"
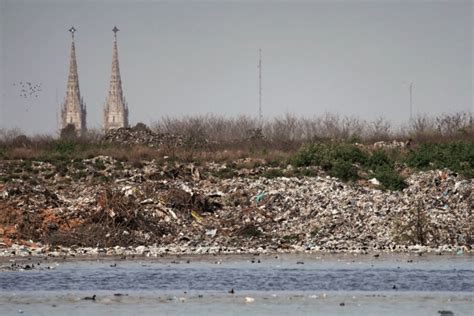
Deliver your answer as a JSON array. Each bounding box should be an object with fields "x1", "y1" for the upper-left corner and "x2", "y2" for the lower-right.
[
  {"x1": 0, "y1": 156, "x2": 472, "y2": 256},
  {"x1": 103, "y1": 124, "x2": 184, "y2": 148}
]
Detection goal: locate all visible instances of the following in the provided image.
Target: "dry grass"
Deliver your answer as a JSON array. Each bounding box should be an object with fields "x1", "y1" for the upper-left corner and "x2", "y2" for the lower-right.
[{"x1": 1, "y1": 112, "x2": 472, "y2": 163}]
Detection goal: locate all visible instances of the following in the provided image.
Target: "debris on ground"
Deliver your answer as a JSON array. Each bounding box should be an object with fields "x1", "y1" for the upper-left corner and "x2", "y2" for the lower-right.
[{"x1": 0, "y1": 156, "x2": 472, "y2": 257}]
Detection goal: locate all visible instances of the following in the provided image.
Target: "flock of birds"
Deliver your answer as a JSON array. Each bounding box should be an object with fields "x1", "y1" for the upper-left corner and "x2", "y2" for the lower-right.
[{"x1": 13, "y1": 81, "x2": 42, "y2": 99}]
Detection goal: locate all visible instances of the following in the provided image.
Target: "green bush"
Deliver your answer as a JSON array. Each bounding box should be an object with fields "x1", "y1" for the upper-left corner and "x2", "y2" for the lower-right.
[
  {"x1": 287, "y1": 168, "x2": 319, "y2": 178},
  {"x1": 293, "y1": 143, "x2": 367, "y2": 181},
  {"x1": 262, "y1": 168, "x2": 284, "y2": 178},
  {"x1": 333, "y1": 143, "x2": 368, "y2": 165},
  {"x1": 212, "y1": 167, "x2": 237, "y2": 179},
  {"x1": 292, "y1": 144, "x2": 319, "y2": 167},
  {"x1": 329, "y1": 159, "x2": 359, "y2": 181},
  {"x1": 281, "y1": 234, "x2": 300, "y2": 242},
  {"x1": 293, "y1": 143, "x2": 368, "y2": 168},
  {"x1": 94, "y1": 159, "x2": 106, "y2": 170},
  {"x1": 267, "y1": 158, "x2": 285, "y2": 168},
  {"x1": 406, "y1": 142, "x2": 474, "y2": 177},
  {"x1": 375, "y1": 166, "x2": 407, "y2": 191},
  {"x1": 366, "y1": 149, "x2": 393, "y2": 170},
  {"x1": 55, "y1": 141, "x2": 76, "y2": 156}
]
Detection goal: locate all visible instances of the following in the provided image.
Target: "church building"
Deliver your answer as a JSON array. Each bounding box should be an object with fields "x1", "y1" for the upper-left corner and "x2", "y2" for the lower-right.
[
  {"x1": 103, "y1": 26, "x2": 129, "y2": 131},
  {"x1": 60, "y1": 27, "x2": 87, "y2": 135}
]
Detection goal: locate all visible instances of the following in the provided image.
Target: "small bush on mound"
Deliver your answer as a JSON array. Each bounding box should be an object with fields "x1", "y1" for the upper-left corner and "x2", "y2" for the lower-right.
[
  {"x1": 212, "y1": 167, "x2": 237, "y2": 179},
  {"x1": 375, "y1": 166, "x2": 407, "y2": 191},
  {"x1": 94, "y1": 158, "x2": 106, "y2": 170},
  {"x1": 262, "y1": 169, "x2": 284, "y2": 178},
  {"x1": 293, "y1": 142, "x2": 409, "y2": 188},
  {"x1": 293, "y1": 142, "x2": 368, "y2": 168},
  {"x1": 392, "y1": 202, "x2": 436, "y2": 246},
  {"x1": 293, "y1": 142, "x2": 367, "y2": 182},
  {"x1": 333, "y1": 143, "x2": 368, "y2": 165},
  {"x1": 292, "y1": 144, "x2": 320, "y2": 167},
  {"x1": 366, "y1": 149, "x2": 393, "y2": 170},
  {"x1": 406, "y1": 142, "x2": 474, "y2": 178},
  {"x1": 329, "y1": 159, "x2": 359, "y2": 181}
]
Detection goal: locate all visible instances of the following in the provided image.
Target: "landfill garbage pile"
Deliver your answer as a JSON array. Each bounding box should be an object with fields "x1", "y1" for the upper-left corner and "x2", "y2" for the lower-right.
[
  {"x1": 0, "y1": 156, "x2": 472, "y2": 257},
  {"x1": 103, "y1": 124, "x2": 184, "y2": 148}
]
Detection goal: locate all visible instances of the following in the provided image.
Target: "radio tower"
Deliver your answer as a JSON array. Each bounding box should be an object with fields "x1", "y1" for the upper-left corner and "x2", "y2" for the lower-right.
[
  {"x1": 258, "y1": 49, "x2": 263, "y2": 126},
  {"x1": 409, "y1": 82, "x2": 413, "y2": 122}
]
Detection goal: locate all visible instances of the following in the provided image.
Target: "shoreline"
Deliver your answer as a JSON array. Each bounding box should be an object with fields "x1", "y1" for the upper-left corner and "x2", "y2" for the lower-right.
[{"x1": 1, "y1": 244, "x2": 470, "y2": 263}]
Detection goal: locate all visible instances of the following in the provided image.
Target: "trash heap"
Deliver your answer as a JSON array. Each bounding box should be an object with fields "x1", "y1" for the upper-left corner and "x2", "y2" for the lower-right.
[
  {"x1": 103, "y1": 124, "x2": 184, "y2": 148},
  {"x1": 0, "y1": 156, "x2": 472, "y2": 256}
]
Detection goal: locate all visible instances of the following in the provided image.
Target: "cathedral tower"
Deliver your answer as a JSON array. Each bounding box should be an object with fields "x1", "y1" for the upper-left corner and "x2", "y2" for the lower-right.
[
  {"x1": 60, "y1": 26, "x2": 87, "y2": 135},
  {"x1": 103, "y1": 26, "x2": 129, "y2": 131}
]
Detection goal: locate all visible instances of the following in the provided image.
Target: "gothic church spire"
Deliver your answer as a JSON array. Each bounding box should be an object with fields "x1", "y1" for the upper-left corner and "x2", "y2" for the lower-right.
[
  {"x1": 60, "y1": 26, "x2": 87, "y2": 135},
  {"x1": 103, "y1": 26, "x2": 129, "y2": 130}
]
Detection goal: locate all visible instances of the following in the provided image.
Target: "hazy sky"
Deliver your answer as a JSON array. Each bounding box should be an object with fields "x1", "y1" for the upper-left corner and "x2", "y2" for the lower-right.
[{"x1": 0, "y1": 0, "x2": 472, "y2": 135}]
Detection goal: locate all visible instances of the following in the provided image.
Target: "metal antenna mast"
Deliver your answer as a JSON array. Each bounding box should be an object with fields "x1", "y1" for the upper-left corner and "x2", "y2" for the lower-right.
[
  {"x1": 258, "y1": 49, "x2": 263, "y2": 125},
  {"x1": 56, "y1": 87, "x2": 59, "y2": 130},
  {"x1": 409, "y1": 82, "x2": 413, "y2": 122}
]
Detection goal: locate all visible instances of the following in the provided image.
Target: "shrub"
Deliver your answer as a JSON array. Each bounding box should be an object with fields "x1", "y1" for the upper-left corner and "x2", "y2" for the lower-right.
[
  {"x1": 94, "y1": 159, "x2": 106, "y2": 170},
  {"x1": 293, "y1": 142, "x2": 368, "y2": 181},
  {"x1": 281, "y1": 234, "x2": 300, "y2": 242},
  {"x1": 262, "y1": 168, "x2": 284, "y2": 178},
  {"x1": 332, "y1": 143, "x2": 368, "y2": 164},
  {"x1": 286, "y1": 167, "x2": 319, "y2": 178},
  {"x1": 366, "y1": 149, "x2": 393, "y2": 170},
  {"x1": 375, "y1": 166, "x2": 407, "y2": 191},
  {"x1": 293, "y1": 142, "x2": 368, "y2": 168},
  {"x1": 406, "y1": 142, "x2": 474, "y2": 177},
  {"x1": 212, "y1": 167, "x2": 237, "y2": 179},
  {"x1": 292, "y1": 143, "x2": 319, "y2": 167},
  {"x1": 55, "y1": 141, "x2": 76, "y2": 156},
  {"x1": 392, "y1": 202, "x2": 433, "y2": 246},
  {"x1": 329, "y1": 159, "x2": 358, "y2": 181}
]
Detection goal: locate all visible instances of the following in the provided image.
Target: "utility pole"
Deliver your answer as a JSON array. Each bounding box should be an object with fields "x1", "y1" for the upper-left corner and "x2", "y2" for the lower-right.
[
  {"x1": 258, "y1": 49, "x2": 262, "y2": 126},
  {"x1": 56, "y1": 87, "x2": 59, "y2": 131},
  {"x1": 410, "y1": 82, "x2": 413, "y2": 122}
]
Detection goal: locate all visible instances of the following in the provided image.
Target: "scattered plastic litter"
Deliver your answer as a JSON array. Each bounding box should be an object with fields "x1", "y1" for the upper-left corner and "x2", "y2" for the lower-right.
[
  {"x1": 245, "y1": 297, "x2": 255, "y2": 303},
  {"x1": 205, "y1": 229, "x2": 217, "y2": 238},
  {"x1": 255, "y1": 191, "x2": 265, "y2": 203},
  {"x1": 369, "y1": 178, "x2": 380, "y2": 186},
  {"x1": 0, "y1": 156, "x2": 471, "y2": 256}
]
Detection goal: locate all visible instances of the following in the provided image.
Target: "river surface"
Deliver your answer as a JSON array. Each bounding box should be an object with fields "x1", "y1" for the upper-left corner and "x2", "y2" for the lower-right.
[{"x1": 0, "y1": 253, "x2": 472, "y2": 315}]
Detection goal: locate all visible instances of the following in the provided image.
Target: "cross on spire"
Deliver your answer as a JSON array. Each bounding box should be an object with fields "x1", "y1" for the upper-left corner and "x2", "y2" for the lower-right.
[
  {"x1": 112, "y1": 26, "x2": 119, "y2": 40},
  {"x1": 61, "y1": 25, "x2": 86, "y2": 135},
  {"x1": 104, "y1": 25, "x2": 129, "y2": 131},
  {"x1": 69, "y1": 26, "x2": 76, "y2": 40}
]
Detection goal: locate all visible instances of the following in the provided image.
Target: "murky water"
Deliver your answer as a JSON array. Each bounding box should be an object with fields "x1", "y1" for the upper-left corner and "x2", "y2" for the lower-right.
[{"x1": 1, "y1": 254, "x2": 473, "y2": 315}]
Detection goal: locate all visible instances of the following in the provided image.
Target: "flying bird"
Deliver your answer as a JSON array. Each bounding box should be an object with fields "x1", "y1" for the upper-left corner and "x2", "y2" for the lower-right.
[{"x1": 13, "y1": 81, "x2": 43, "y2": 99}]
